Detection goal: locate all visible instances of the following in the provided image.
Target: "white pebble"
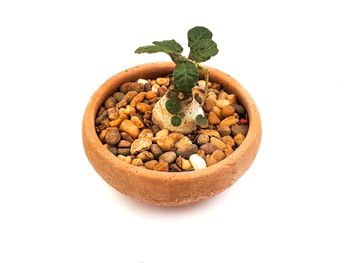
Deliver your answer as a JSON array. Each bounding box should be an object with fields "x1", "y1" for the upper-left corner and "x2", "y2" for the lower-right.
[
  {"x1": 189, "y1": 154, "x2": 207, "y2": 170},
  {"x1": 137, "y1": 79, "x2": 149, "y2": 85},
  {"x1": 198, "y1": 80, "x2": 206, "y2": 91}
]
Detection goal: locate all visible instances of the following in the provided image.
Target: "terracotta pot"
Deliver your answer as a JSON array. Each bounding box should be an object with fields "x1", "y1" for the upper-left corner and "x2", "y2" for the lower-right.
[{"x1": 82, "y1": 62, "x2": 262, "y2": 206}]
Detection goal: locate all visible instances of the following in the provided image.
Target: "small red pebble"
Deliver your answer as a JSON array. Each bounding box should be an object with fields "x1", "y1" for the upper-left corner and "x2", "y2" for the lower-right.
[{"x1": 239, "y1": 118, "x2": 248, "y2": 124}]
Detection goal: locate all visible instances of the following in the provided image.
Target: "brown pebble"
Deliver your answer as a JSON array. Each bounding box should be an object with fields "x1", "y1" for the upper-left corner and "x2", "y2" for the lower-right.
[
  {"x1": 234, "y1": 133, "x2": 245, "y2": 146},
  {"x1": 104, "y1": 96, "x2": 116, "y2": 109},
  {"x1": 144, "y1": 160, "x2": 158, "y2": 170},
  {"x1": 136, "y1": 103, "x2": 152, "y2": 113},
  {"x1": 218, "y1": 91, "x2": 229, "y2": 100},
  {"x1": 181, "y1": 159, "x2": 192, "y2": 170},
  {"x1": 216, "y1": 99, "x2": 230, "y2": 109},
  {"x1": 231, "y1": 125, "x2": 249, "y2": 136},
  {"x1": 138, "y1": 129, "x2": 154, "y2": 139},
  {"x1": 176, "y1": 156, "x2": 183, "y2": 168},
  {"x1": 150, "y1": 124, "x2": 161, "y2": 135},
  {"x1": 221, "y1": 105, "x2": 235, "y2": 118},
  {"x1": 198, "y1": 129, "x2": 221, "y2": 138},
  {"x1": 203, "y1": 97, "x2": 216, "y2": 112},
  {"x1": 210, "y1": 137, "x2": 226, "y2": 151},
  {"x1": 168, "y1": 132, "x2": 185, "y2": 142},
  {"x1": 197, "y1": 134, "x2": 210, "y2": 145},
  {"x1": 156, "y1": 129, "x2": 169, "y2": 138},
  {"x1": 122, "y1": 91, "x2": 138, "y2": 103},
  {"x1": 176, "y1": 144, "x2": 198, "y2": 159},
  {"x1": 146, "y1": 91, "x2": 157, "y2": 100},
  {"x1": 131, "y1": 158, "x2": 143, "y2": 166},
  {"x1": 159, "y1": 151, "x2": 177, "y2": 164},
  {"x1": 169, "y1": 163, "x2": 182, "y2": 172},
  {"x1": 130, "y1": 92, "x2": 146, "y2": 107},
  {"x1": 217, "y1": 126, "x2": 231, "y2": 137},
  {"x1": 143, "y1": 82, "x2": 152, "y2": 92},
  {"x1": 197, "y1": 149, "x2": 206, "y2": 159},
  {"x1": 158, "y1": 86, "x2": 168, "y2": 97},
  {"x1": 150, "y1": 144, "x2": 163, "y2": 159},
  {"x1": 175, "y1": 136, "x2": 192, "y2": 149},
  {"x1": 212, "y1": 150, "x2": 226, "y2": 162},
  {"x1": 152, "y1": 161, "x2": 169, "y2": 172},
  {"x1": 200, "y1": 143, "x2": 219, "y2": 154},
  {"x1": 107, "y1": 146, "x2": 118, "y2": 155},
  {"x1": 224, "y1": 144, "x2": 234, "y2": 156},
  {"x1": 157, "y1": 136, "x2": 175, "y2": 152},
  {"x1": 118, "y1": 140, "x2": 131, "y2": 148},
  {"x1": 208, "y1": 111, "x2": 221, "y2": 125},
  {"x1": 233, "y1": 103, "x2": 246, "y2": 115},
  {"x1": 120, "y1": 82, "x2": 143, "y2": 93},
  {"x1": 117, "y1": 155, "x2": 132, "y2": 164},
  {"x1": 130, "y1": 138, "x2": 152, "y2": 155},
  {"x1": 117, "y1": 147, "x2": 131, "y2": 156},
  {"x1": 99, "y1": 129, "x2": 107, "y2": 142},
  {"x1": 221, "y1": 136, "x2": 235, "y2": 147},
  {"x1": 119, "y1": 119, "x2": 139, "y2": 139},
  {"x1": 97, "y1": 107, "x2": 106, "y2": 117},
  {"x1": 211, "y1": 106, "x2": 222, "y2": 118},
  {"x1": 120, "y1": 132, "x2": 134, "y2": 142},
  {"x1": 95, "y1": 110, "x2": 108, "y2": 125},
  {"x1": 113, "y1": 92, "x2": 125, "y2": 102},
  {"x1": 105, "y1": 128, "x2": 121, "y2": 146},
  {"x1": 130, "y1": 116, "x2": 144, "y2": 129},
  {"x1": 136, "y1": 151, "x2": 154, "y2": 162},
  {"x1": 227, "y1": 94, "x2": 237, "y2": 105},
  {"x1": 220, "y1": 116, "x2": 238, "y2": 127},
  {"x1": 206, "y1": 155, "x2": 218, "y2": 166}
]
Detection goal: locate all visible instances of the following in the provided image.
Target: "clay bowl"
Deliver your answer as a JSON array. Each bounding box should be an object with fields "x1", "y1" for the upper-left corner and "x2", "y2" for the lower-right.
[{"x1": 82, "y1": 62, "x2": 262, "y2": 206}]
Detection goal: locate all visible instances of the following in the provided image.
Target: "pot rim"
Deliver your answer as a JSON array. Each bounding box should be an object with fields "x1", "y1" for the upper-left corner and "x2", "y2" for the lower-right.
[{"x1": 83, "y1": 62, "x2": 262, "y2": 182}]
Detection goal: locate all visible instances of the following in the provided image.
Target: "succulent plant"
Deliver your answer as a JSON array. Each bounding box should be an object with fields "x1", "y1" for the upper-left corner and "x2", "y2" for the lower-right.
[{"x1": 135, "y1": 26, "x2": 218, "y2": 133}]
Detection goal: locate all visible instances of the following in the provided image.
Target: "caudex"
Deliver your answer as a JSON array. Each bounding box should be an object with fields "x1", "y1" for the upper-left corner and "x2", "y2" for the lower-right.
[{"x1": 135, "y1": 26, "x2": 218, "y2": 134}]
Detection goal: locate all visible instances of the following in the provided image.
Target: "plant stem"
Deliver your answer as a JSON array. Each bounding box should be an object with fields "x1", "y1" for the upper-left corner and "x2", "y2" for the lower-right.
[{"x1": 199, "y1": 66, "x2": 209, "y2": 106}]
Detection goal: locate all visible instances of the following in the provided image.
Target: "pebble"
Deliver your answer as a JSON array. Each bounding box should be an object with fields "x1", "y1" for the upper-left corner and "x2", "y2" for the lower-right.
[
  {"x1": 221, "y1": 105, "x2": 235, "y2": 118},
  {"x1": 175, "y1": 136, "x2": 192, "y2": 149},
  {"x1": 159, "y1": 152, "x2": 177, "y2": 164},
  {"x1": 131, "y1": 158, "x2": 143, "y2": 166},
  {"x1": 120, "y1": 82, "x2": 143, "y2": 93},
  {"x1": 218, "y1": 91, "x2": 229, "y2": 100},
  {"x1": 122, "y1": 91, "x2": 138, "y2": 103},
  {"x1": 150, "y1": 124, "x2": 161, "y2": 135},
  {"x1": 217, "y1": 125, "x2": 231, "y2": 137},
  {"x1": 104, "y1": 128, "x2": 121, "y2": 146},
  {"x1": 158, "y1": 86, "x2": 168, "y2": 97},
  {"x1": 233, "y1": 103, "x2": 246, "y2": 115},
  {"x1": 200, "y1": 143, "x2": 219, "y2": 154},
  {"x1": 138, "y1": 128, "x2": 154, "y2": 139},
  {"x1": 211, "y1": 106, "x2": 222, "y2": 118},
  {"x1": 104, "y1": 96, "x2": 116, "y2": 108},
  {"x1": 224, "y1": 144, "x2": 234, "y2": 156},
  {"x1": 130, "y1": 92, "x2": 146, "y2": 107},
  {"x1": 197, "y1": 134, "x2": 210, "y2": 145},
  {"x1": 203, "y1": 97, "x2": 217, "y2": 112},
  {"x1": 144, "y1": 160, "x2": 158, "y2": 170},
  {"x1": 197, "y1": 149, "x2": 206, "y2": 159},
  {"x1": 216, "y1": 99, "x2": 230, "y2": 109},
  {"x1": 120, "y1": 132, "x2": 134, "y2": 142},
  {"x1": 130, "y1": 138, "x2": 152, "y2": 155},
  {"x1": 220, "y1": 116, "x2": 238, "y2": 127},
  {"x1": 137, "y1": 79, "x2": 149, "y2": 85},
  {"x1": 136, "y1": 151, "x2": 154, "y2": 162},
  {"x1": 208, "y1": 111, "x2": 221, "y2": 125},
  {"x1": 176, "y1": 144, "x2": 199, "y2": 159},
  {"x1": 113, "y1": 92, "x2": 125, "y2": 102},
  {"x1": 231, "y1": 125, "x2": 249, "y2": 136},
  {"x1": 168, "y1": 132, "x2": 185, "y2": 142},
  {"x1": 146, "y1": 91, "x2": 157, "y2": 100},
  {"x1": 189, "y1": 154, "x2": 207, "y2": 170},
  {"x1": 198, "y1": 129, "x2": 221, "y2": 138},
  {"x1": 156, "y1": 129, "x2": 169, "y2": 138},
  {"x1": 99, "y1": 129, "x2": 107, "y2": 141},
  {"x1": 227, "y1": 94, "x2": 237, "y2": 105},
  {"x1": 155, "y1": 77, "x2": 169, "y2": 86},
  {"x1": 221, "y1": 135, "x2": 235, "y2": 147},
  {"x1": 117, "y1": 147, "x2": 131, "y2": 156},
  {"x1": 117, "y1": 155, "x2": 132, "y2": 164},
  {"x1": 210, "y1": 137, "x2": 226, "y2": 151},
  {"x1": 181, "y1": 159, "x2": 192, "y2": 170},
  {"x1": 153, "y1": 161, "x2": 169, "y2": 172},
  {"x1": 206, "y1": 155, "x2": 218, "y2": 166},
  {"x1": 143, "y1": 111, "x2": 152, "y2": 120},
  {"x1": 119, "y1": 119, "x2": 139, "y2": 138},
  {"x1": 95, "y1": 110, "x2": 108, "y2": 125},
  {"x1": 211, "y1": 83, "x2": 220, "y2": 90},
  {"x1": 151, "y1": 83, "x2": 160, "y2": 94},
  {"x1": 212, "y1": 150, "x2": 226, "y2": 162},
  {"x1": 234, "y1": 133, "x2": 245, "y2": 146},
  {"x1": 169, "y1": 163, "x2": 182, "y2": 172},
  {"x1": 118, "y1": 140, "x2": 131, "y2": 148},
  {"x1": 136, "y1": 103, "x2": 152, "y2": 113},
  {"x1": 143, "y1": 82, "x2": 152, "y2": 92},
  {"x1": 150, "y1": 144, "x2": 163, "y2": 159},
  {"x1": 157, "y1": 136, "x2": 175, "y2": 151},
  {"x1": 176, "y1": 156, "x2": 183, "y2": 168},
  {"x1": 130, "y1": 115, "x2": 144, "y2": 129},
  {"x1": 107, "y1": 146, "x2": 118, "y2": 155}
]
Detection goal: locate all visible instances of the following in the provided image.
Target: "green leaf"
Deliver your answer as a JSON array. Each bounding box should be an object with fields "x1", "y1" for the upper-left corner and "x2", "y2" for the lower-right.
[
  {"x1": 173, "y1": 61, "x2": 199, "y2": 92},
  {"x1": 135, "y1": 39, "x2": 183, "y2": 55},
  {"x1": 196, "y1": 114, "x2": 209, "y2": 128},
  {"x1": 194, "y1": 93, "x2": 202, "y2": 104},
  {"x1": 171, "y1": 116, "x2": 182, "y2": 126},
  {"x1": 153, "y1": 40, "x2": 183, "y2": 53},
  {"x1": 188, "y1": 39, "x2": 218, "y2": 62},
  {"x1": 188, "y1": 26, "x2": 213, "y2": 48},
  {"x1": 165, "y1": 98, "x2": 181, "y2": 114}
]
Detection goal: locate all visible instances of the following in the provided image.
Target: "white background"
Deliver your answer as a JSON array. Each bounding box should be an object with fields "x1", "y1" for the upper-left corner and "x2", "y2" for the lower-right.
[{"x1": 1, "y1": 0, "x2": 349, "y2": 262}]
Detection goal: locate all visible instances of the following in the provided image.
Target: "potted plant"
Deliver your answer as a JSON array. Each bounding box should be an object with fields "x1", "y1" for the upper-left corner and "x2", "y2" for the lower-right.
[{"x1": 82, "y1": 26, "x2": 262, "y2": 206}]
